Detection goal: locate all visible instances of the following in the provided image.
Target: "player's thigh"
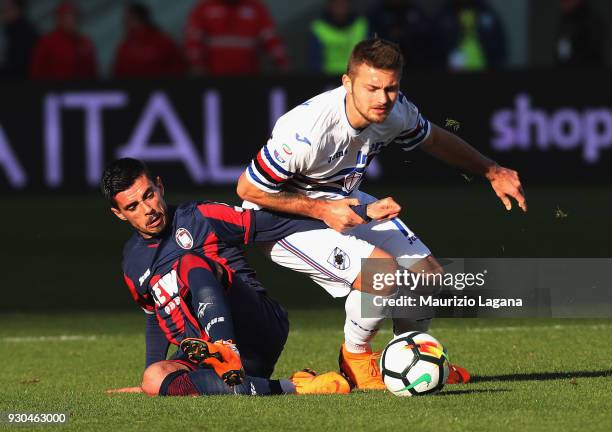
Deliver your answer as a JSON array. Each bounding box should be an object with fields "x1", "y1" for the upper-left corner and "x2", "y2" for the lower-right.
[
  {"x1": 352, "y1": 190, "x2": 434, "y2": 270},
  {"x1": 228, "y1": 277, "x2": 289, "y2": 377},
  {"x1": 229, "y1": 277, "x2": 289, "y2": 349},
  {"x1": 267, "y1": 228, "x2": 375, "y2": 298}
]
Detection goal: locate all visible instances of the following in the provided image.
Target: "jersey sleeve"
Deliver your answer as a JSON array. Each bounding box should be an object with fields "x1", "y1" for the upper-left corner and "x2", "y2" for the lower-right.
[
  {"x1": 196, "y1": 202, "x2": 254, "y2": 245},
  {"x1": 393, "y1": 93, "x2": 432, "y2": 151},
  {"x1": 244, "y1": 125, "x2": 312, "y2": 193},
  {"x1": 251, "y1": 209, "x2": 327, "y2": 242},
  {"x1": 123, "y1": 274, "x2": 155, "y2": 314}
]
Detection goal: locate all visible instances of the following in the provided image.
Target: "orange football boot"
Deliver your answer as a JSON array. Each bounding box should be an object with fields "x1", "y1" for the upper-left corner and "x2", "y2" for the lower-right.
[
  {"x1": 290, "y1": 369, "x2": 351, "y2": 394},
  {"x1": 338, "y1": 343, "x2": 386, "y2": 390},
  {"x1": 180, "y1": 337, "x2": 245, "y2": 386},
  {"x1": 446, "y1": 363, "x2": 471, "y2": 384}
]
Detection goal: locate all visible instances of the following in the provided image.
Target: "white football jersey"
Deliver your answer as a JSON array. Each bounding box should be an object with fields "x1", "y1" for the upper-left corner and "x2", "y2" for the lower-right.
[{"x1": 244, "y1": 86, "x2": 431, "y2": 207}]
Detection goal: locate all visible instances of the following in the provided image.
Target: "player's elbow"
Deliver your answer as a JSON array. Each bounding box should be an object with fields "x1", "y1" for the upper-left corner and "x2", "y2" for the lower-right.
[{"x1": 236, "y1": 173, "x2": 261, "y2": 203}]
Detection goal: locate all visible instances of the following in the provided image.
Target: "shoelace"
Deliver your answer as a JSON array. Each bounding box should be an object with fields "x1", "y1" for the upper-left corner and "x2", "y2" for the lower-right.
[{"x1": 368, "y1": 352, "x2": 382, "y2": 377}]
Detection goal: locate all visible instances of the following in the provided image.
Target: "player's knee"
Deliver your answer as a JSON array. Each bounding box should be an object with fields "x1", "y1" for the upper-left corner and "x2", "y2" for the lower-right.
[
  {"x1": 179, "y1": 253, "x2": 224, "y2": 281},
  {"x1": 408, "y1": 255, "x2": 444, "y2": 296},
  {"x1": 413, "y1": 255, "x2": 444, "y2": 275},
  {"x1": 141, "y1": 361, "x2": 186, "y2": 396},
  {"x1": 353, "y1": 247, "x2": 398, "y2": 296}
]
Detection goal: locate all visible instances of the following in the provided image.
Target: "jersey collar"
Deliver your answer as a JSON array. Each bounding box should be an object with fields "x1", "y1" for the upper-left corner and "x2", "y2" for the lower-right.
[{"x1": 338, "y1": 87, "x2": 367, "y2": 137}]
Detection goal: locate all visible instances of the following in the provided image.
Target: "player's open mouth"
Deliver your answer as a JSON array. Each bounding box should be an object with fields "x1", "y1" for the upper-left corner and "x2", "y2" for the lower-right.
[{"x1": 147, "y1": 214, "x2": 162, "y2": 228}]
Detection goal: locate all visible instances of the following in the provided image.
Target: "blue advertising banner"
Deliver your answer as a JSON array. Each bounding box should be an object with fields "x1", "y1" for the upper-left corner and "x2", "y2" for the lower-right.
[{"x1": 0, "y1": 70, "x2": 610, "y2": 191}]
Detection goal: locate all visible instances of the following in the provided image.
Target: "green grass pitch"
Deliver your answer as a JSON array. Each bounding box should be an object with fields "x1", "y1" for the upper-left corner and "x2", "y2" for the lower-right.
[{"x1": 2, "y1": 311, "x2": 612, "y2": 431}]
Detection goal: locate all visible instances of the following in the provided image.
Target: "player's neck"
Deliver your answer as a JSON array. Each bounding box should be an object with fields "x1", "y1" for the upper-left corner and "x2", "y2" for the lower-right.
[{"x1": 344, "y1": 96, "x2": 370, "y2": 131}]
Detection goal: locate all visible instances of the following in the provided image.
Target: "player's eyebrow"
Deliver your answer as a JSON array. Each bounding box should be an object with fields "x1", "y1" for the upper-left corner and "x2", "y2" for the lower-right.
[
  {"x1": 122, "y1": 187, "x2": 154, "y2": 210},
  {"x1": 122, "y1": 199, "x2": 139, "y2": 211},
  {"x1": 366, "y1": 83, "x2": 398, "y2": 91}
]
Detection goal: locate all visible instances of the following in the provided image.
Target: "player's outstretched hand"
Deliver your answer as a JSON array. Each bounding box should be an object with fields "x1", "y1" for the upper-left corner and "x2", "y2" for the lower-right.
[
  {"x1": 367, "y1": 197, "x2": 402, "y2": 221},
  {"x1": 322, "y1": 198, "x2": 366, "y2": 232},
  {"x1": 106, "y1": 386, "x2": 143, "y2": 394},
  {"x1": 486, "y1": 165, "x2": 527, "y2": 212}
]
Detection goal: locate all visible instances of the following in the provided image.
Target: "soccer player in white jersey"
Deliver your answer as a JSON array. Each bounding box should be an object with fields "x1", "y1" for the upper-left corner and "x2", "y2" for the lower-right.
[{"x1": 237, "y1": 38, "x2": 527, "y2": 390}]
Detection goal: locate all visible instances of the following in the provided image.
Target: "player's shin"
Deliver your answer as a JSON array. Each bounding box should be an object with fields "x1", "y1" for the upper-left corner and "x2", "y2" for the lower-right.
[
  {"x1": 343, "y1": 287, "x2": 397, "y2": 353},
  {"x1": 158, "y1": 368, "x2": 292, "y2": 396},
  {"x1": 340, "y1": 288, "x2": 396, "y2": 390},
  {"x1": 391, "y1": 273, "x2": 440, "y2": 335},
  {"x1": 344, "y1": 290, "x2": 386, "y2": 353},
  {"x1": 183, "y1": 258, "x2": 236, "y2": 343}
]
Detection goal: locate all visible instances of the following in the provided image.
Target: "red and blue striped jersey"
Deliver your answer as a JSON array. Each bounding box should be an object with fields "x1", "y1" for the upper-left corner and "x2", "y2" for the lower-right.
[{"x1": 122, "y1": 200, "x2": 324, "y2": 346}]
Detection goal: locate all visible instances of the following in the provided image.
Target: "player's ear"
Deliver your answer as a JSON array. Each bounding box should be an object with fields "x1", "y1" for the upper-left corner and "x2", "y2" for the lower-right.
[
  {"x1": 342, "y1": 74, "x2": 352, "y2": 94},
  {"x1": 111, "y1": 206, "x2": 127, "y2": 221}
]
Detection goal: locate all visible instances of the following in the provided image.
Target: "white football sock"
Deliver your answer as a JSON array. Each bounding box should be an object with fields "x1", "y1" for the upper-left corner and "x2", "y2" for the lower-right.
[{"x1": 343, "y1": 289, "x2": 393, "y2": 354}]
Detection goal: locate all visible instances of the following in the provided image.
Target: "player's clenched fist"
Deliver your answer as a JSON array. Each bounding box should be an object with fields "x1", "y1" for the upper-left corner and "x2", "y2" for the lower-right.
[
  {"x1": 320, "y1": 198, "x2": 366, "y2": 232},
  {"x1": 367, "y1": 197, "x2": 401, "y2": 221}
]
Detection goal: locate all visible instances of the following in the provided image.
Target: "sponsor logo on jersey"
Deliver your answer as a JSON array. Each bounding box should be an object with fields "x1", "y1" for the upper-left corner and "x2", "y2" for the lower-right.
[
  {"x1": 282, "y1": 143, "x2": 293, "y2": 155},
  {"x1": 175, "y1": 228, "x2": 193, "y2": 249},
  {"x1": 151, "y1": 270, "x2": 180, "y2": 307},
  {"x1": 138, "y1": 268, "x2": 151, "y2": 286},
  {"x1": 197, "y1": 302, "x2": 213, "y2": 319},
  {"x1": 343, "y1": 171, "x2": 363, "y2": 192},
  {"x1": 328, "y1": 149, "x2": 346, "y2": 163},
  {"x1": 328, "y1": 247, "x2": 350, "y2": 270},
  {"x1": 273, "y1": 149, "x2": 286, "y2": 163}
]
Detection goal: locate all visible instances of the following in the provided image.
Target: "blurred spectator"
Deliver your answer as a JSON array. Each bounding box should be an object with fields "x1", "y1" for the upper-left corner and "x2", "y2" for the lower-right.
[
  {"x1": 30, "y1": 1, "x2": 96, "y2": 79},
  {"x1": 0, "y1": 0, "x2": 38, "y2": 79},
  {"x1": 184, "y1": 0, "x2": 289, "y2": 75},
  {"x1": 432, "y1": 0, "x2": 507, "y2": 71},
  {"x1": 309, "y1": 0, "x2": 367, "y2": 75},
  {"x1": 367, "y1": 0, "x2": 433, "y2": 69},
  {"x1": 555, "y1": 0, "x2": 606, "y2": 68},
  {"x1": 113, "y1": 3, "x2": 185, "y2": 78}
]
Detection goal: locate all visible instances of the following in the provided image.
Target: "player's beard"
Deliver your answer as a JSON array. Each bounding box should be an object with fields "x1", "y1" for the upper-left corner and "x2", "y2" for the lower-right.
[{"x1": 352, "y1": 95, "x2": 391, "y2": 125}]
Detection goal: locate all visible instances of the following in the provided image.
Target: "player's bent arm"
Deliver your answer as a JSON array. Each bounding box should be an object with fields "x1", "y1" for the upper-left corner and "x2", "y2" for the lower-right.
[
  {"x1": 237, "y1": 173, "x2": 366, "y2": 232},
  {"x1": 420, "y1": 124, "x2": 527, "y2": 211},
  {"x1": 237, "y1": 172, "x2": 326, "y2": 219}
]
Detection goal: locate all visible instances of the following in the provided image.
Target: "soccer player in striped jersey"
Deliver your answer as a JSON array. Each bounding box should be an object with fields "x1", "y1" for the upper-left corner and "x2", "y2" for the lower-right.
[
  {"x1": 103, "y1": 158, "x2": 353, "y2": 396},
  {"x1": 237, "y1": 38, "x2": 527, "y2": 390}
]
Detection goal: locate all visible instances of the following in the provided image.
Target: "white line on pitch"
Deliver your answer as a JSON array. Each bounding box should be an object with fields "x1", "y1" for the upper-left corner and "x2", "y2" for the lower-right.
[{"x1": 1, "y1": 335, "x2": 100, "y2": 342}]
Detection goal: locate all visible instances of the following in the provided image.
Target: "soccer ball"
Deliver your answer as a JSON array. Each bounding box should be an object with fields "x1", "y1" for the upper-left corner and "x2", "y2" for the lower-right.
[{"x1": 380, "y1": 331, "x2": 450, "y2": 397}]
